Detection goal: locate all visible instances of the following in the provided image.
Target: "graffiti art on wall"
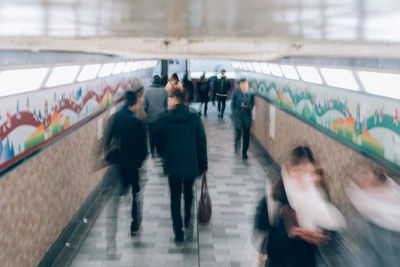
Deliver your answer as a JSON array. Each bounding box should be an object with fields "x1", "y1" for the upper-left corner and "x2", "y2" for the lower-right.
[
  {"x1": 244, "y1": 72, "x2": 400, "y2": 169},
  {"x1": 0, "y1": 71, "x2": 151, "y2": 171}
]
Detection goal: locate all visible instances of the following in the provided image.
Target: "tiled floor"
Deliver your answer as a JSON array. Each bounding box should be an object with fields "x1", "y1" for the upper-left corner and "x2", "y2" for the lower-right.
[{"x1": 69, "y1": 104, "x2": 269, "y2": 267}]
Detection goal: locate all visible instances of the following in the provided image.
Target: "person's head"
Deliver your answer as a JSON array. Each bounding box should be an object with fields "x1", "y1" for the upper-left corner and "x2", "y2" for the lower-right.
[
  {"x1": 168, "y1": 87, "x2": 187, "y2": 110},
  {"x1": 201, "y1": 72, "x2": 206, "y2": 80},
  {"x1": 284, "y1": 146, "x2": 320, "y2": 185},
  {"x1": 352, "y1": 162, "x2": 386, "y2": 189},
  {"x1": 220, "y1": 69, "x2": 226, "y2": 77},
  {"x1": 160, "y1": 74, "x2": 168, "y2": 86},
  {"x1": 126, "y1": 87, "x2": 144, "y2": 111},
  {"x1": 239, "y1": 78, "x2": 249, "y2": 92},
  {"x1": 171, "y1": 73, "x2": 179, "y2": 81},
  {"x1": 152, "y1": 75, "x2": 161, "y2": 86}
]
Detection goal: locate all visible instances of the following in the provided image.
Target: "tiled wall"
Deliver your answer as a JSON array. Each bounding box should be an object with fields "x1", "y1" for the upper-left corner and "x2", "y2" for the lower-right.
[{"x1": 0, "y1": 105, "x2": 118, "y2": 267}]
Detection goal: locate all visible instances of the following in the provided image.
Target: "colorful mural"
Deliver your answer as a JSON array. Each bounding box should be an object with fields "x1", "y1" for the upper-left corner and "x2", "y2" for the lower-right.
[
  {"x1": 0, "y1": 70, "x2": 151, "y2": 171},
  {"x1": 243, "y1": 72, "x2": 400, "y2": 169}
]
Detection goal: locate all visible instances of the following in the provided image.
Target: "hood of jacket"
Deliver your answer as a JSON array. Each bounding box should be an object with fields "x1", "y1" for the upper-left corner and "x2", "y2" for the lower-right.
[{"x1": 167, "y1": 104, "x2": 195, "y2": 123}]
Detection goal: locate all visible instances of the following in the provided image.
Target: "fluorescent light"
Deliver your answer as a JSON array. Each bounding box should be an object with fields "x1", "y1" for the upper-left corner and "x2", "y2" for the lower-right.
[
  {"x1": 98, "y1": 63, "x2": 115, "y2": 77},
  {"x1": 45, "y1": 65, "x2": 80, "y2": 87},
  {"x1": 320, "y1": 68, "x2": 359, "y2": 91},
  {"x1": 297, "y1": 65, "x2": 323, "y2": 84},
  {"x1": 112, "y1": 62, "x2": 126, "y2": 75},
  {"x1": 281, "y1": 65, "x2": 299, "y2": 80},
  {"x1": 260, "y1": 63, "x2": 271, "y2": 74},
  {"x1": 0, "y1": 68, "x2": 48, "y2": 97},
  {"x1": 231, "y1": 61, "x2": 240, "y2": 69},
  {"x1": 358, "y1": 71, "x2": 400, "y2": 99},
  {"x1": 225, "y1": 72, "x2": 236, "y2": 79},
  {"x1": 77, "y1": 64, "x2": 101, "y2": 81},
  {"x1": 246, "y1": 62, "x2": 254, "y2": 71},
  {"x1": 269, "y1": 64, "x2": 283, "y2": 77},
  {"x1": 123, "y1": 62, "x2": 134, "y2": 73}
]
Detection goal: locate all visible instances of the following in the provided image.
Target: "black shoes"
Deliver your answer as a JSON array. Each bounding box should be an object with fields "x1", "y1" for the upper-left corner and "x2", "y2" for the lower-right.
[
  {"x1": 131, "y1": 224, "x2": 143, "y2": 236},
  {"x1": 242, "y1": 152, "x2": 248, "y2": 160},
  {"x1": 174, "y1": 231, "x2": 184, "y2": 243}
]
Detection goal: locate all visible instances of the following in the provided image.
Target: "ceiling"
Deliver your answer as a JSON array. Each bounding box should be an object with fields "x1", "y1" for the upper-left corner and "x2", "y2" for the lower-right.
[{"x1": 1, "y1": 0, "x2": 400, "y2": 59}]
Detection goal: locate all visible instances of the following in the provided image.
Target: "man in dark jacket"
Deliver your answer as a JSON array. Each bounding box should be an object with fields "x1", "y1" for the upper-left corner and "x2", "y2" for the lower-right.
[
  {"x1": 104, "y1": 89, "x2": 148, "y2": 235},
  {"x1": 144, "y1": 75, "x2": 168, "y2": 158},
  {"x1": 197, "y1": 73, "x2": 211, "y2": 116},
  {"x1": 213, "y1": 69, "x2": 231, "y2": 118},
  {"x1": 231, "y1": 78, "x2": 255, "y2": 160},
  {"x1": 153, "y1": 87, "x2": 208, "y2": 242}
]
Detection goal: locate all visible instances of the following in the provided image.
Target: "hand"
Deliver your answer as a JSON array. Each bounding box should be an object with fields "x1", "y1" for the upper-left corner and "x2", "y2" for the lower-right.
[{"x1": 290, "y1": 227, "x2": 332, "y2": 247}]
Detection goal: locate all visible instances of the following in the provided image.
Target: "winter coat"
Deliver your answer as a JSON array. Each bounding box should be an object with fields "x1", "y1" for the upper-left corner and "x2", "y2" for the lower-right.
[
  {"x1": 231, "y1": 87, "x2": 255, "y2": 130},
  {"x1": 213, "y1": 77, "x2": 231, "y2": 97},
  {"x1": 153, "y1": 104, "x2": 208, "y2": 178},
  {"x1": 104, "y1": 105, "x2": 148, "y2": 190},
  {"x1": 144, "y1": 84, "x2": 168, "y2": 123},
  {"x1": 182, "y1": 78, "x2": 194, "y2": 103},
  {"x1": 197, "y1": 79, "x2": 211, "y2": 102}
]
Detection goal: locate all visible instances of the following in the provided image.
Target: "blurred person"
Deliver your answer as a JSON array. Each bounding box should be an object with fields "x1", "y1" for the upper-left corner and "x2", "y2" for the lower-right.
[
  {"x1": 103, "y1": 89, "x2": 148, "y2": 236},
  {"x1": 182, "y1": 72, "x2": 194, "y2": 104},
  {"x1": 144, "y1": 75, "x2": 168, "y2": 158},
  {"x1": 153, "y1": 87, "x2": 208, "y2": 242},
  {"x1": 231, "y1": 78, "x2": 255, "y2": 160},
  {"x1": 197, "y1": 72, "x2": 211, "y2": 116},
  {"x1": 346, "y1": 164, "x2": 400, "y2": 267},
  {"x1": 264, "y1": 146, "x2": 345, "y2": 267},
  {"x1": 160, "y1": 74, "x2": 168, "y2": 86},
  {"x1": 212, "y1": 69, "x2": 231, "y2": 118},
  {"x1": 165, "y1": 73, "x2": 183, "y2": 92}
]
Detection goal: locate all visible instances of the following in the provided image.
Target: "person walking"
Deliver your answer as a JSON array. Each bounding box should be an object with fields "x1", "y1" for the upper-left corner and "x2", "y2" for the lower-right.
[
  {"x1": 197, "y1": 73, "x2": 211, "y2": 116},
  {"x1": 231, "y1": 78, "x2": 255, "y2": 160},
  {"x1": 144, "y1": 75, "x2": 168, "y2": 158},
  {"x1": 182, "y1": 72, "x2": 194, "y2": 104},
  {"x1": 104, "y1": 89, "x2": 148, "y2": 236},
  {"x1": 153, "y1": 87, "x2": 208, "y2": 242},
  {"x1": 165, "y1": 73, "x2": 183, "y2": 92},
  {"x1": 213, "y1": 69, "x2": 231, "y2": 118}
]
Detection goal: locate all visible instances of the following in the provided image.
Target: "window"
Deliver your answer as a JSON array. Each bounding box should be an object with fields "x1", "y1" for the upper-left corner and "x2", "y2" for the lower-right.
[
  {"x1": 0, "y1": 68, "x2": 48, "y2": 97},
  {"x1": 98, "y1": 63, "x2": 115, "y2": 77},
  {"x1": 246, "y1": 62, "x2": 254, "y2": 72},
  {"x1": 269, "y1": 64, "x2": 283, "y2": 77},
  {"x1": 77, "y1": 64, "x2": 101, "y2": 81},
  {"x1": 260, "y1": 63, "x2": 271, "y2": 74},
  {"x1": 358, "y1": 71, "x2": 400, "y2": 99},
  {"x1": 281, "y1": 65, "x2": 299, "y2": 80},
  {"x1": 320, "y1": 68, "x2": 359, "y2": 91},
  {"x1": 123, "y1": 62, "x2": 134, "y2": 73},
  {"x1": 112, "y1": 62, "x2": 126, "y2": 75},
  {"x1": 296, "y1": 65, "x2": 323, "y2": 84},
  {"x1": 45, "y1": 65, "x2": 80, "y2": 87},
  {"x1": 252, "y1": 62, "x2": 262, "y2": 72}
]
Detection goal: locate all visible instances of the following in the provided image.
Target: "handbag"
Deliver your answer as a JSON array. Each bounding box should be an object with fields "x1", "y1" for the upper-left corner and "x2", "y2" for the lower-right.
[{"x1": 197, "y1": 173, "x2": 212, "y2": 224}]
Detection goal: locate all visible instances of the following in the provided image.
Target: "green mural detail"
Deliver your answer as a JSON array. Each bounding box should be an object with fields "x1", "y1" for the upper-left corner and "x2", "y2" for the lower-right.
[{"x1": 250, "y1": 77, "x2": 400, "y2": 168}]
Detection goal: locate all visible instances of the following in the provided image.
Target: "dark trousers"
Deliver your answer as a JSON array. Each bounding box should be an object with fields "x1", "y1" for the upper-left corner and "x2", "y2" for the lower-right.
[
  {"x1": 235, "y1": 127, "x2": 250, "y2": 155},
  {"x1": 199, "y1": 100, "x2": 208, "y2": 115},
  {"x1": 120, "y1": 167, "x2": 142, "y2": 231},
  {"x1": 168, "y1": 176, "x2": 196, "y2": 234},
  {"x1": 217, "y1": 95, "x2": 227, "y2": 114},
  {"x1": 148, "y1": 123, "x2": 155, "y2": 155}
]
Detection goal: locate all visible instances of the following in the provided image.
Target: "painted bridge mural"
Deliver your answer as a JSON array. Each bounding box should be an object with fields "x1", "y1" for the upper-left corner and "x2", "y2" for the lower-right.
[{"x1": 245, "y1": 72, "x2": 400, "y2": 169}]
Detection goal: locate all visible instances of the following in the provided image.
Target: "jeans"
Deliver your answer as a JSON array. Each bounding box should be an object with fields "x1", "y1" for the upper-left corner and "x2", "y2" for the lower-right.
[
  {"x1": 217, "y1": 95, "x2": 227, "y2": 115},
  {"x1": 119, "y1": 166, "x2": 143, "y2": 231},
  {"x1": 199, "y1": 100, "x2": 208, "y2": 115},
  {"x1": 235, "y1": 127, "x2": 250, "y2": 155},
  {"x1": 168, "y1": 176, "x2": 196, "y2": 235}
]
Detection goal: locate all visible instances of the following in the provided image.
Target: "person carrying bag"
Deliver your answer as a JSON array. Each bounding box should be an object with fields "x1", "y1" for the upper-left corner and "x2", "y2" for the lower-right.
[{"x1": 198, "y1": 173, "x2": 212, "y2": 224}]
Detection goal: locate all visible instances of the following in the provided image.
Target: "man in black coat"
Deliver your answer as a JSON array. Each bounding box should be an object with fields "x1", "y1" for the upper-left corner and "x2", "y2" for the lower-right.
[
  {"x1": 231, "y1": 78, "x2": 255, "y2": 160},
  {"x1": 104, "y1": 89, "x2": 148, "y2": 235},
  {"x1": 153, "y1": 87, "x2": 208, "y2": 242},
  {"x1": 213, "y1": 69, "x2": 231, "y2": 118}
]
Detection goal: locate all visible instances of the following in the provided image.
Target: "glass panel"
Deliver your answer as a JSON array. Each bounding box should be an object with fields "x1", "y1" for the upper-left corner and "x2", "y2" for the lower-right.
[
  {"x1": 77, "y1": 64, "x2": 101, "y2": 81},
  {"x1": 0, "y1": 68, "x2": 48, "y2": 97},
  {"x1": 260, "y1": 63, "x2": 271, "y2": 74},
  {"x1": 281, "y1": 64, "x2": 299, "y2": 80},
  {"x1": 246, "y1": 62, "x2": 254, "y2": 71},
  {"x1": 296, "y1": 65, "x2": 323, "y2": 84},
  {"x1": 252, "y1": 62, "x2": 262, "y2": 72},
  {"x1": 112, "y1": 62, "x2": 126, "y2": 75},
  {"x1": 45, "y1": 65, "x2": 80, "y2": 87},
  {"x1": 320, "y1": 68, "x2": 359, "y2": 91},
  {"x1": 123, "y1": 62, "x2": 134, "y2": 73},
  {"x1": 98, "y1": 63, "x2": 115, "y2": 77},
  {"x1": 358, "y1": 71, "x2": 400, "y2": 99},
  {"x1": 269, "y1": 64, "x2": 283, "y2": 77}
]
